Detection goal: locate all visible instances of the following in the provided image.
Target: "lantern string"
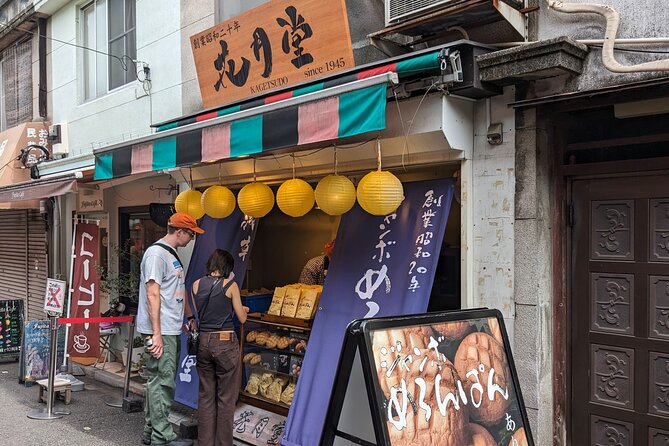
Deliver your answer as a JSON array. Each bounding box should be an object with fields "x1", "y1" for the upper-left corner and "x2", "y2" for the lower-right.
[
  {"x1": 189, "y1": 167, "x2": 194, "y2": 189},
  {"x1": 376, "y1": 138, "x2": 382, "y2": 172},
  {"x1": 333, "y1": 144, "x2": 338, "y2": 176},
  {"x1": 253, "y1": 158, "x2": 257, "y2": 182},
  {"x1": 218, "y1": 161, "x2": 222, "y2": 184},
  {"x1": 292, "y1": 154, "x2": 296, "y2": 179}
]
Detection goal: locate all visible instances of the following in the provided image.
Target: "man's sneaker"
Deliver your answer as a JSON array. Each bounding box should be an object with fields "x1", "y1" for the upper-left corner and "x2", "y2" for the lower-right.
[{"x1": 141, "y1": 432, "x2": 151, "y2": 445}]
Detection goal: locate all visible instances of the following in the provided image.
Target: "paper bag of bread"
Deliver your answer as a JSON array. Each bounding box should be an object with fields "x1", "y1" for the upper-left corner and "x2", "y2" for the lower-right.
[
  {"x1": 267, "y1": 287, "x2": 287, "y2": 316},
  {"x1": 245, "y1": 373, "x2": 261, "y2": 395},
  {"x1": 259, "y1": 373, "x2": 274, "y2": 398},
  {"x1": 268, "y1": 377, "x2": 287, "y2": 402},
  {"x1": 281, "y1": 286, "x2": 301, "y2": 318},
  {"x1": 295, "y1": 287, "x2": 321, "y2": 319},
  {"x1": 280, "y1": 382, "x2": 296, "y2": 405}
]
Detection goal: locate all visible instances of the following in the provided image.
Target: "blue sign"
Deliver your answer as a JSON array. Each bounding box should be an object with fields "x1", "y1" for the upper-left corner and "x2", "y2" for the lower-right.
[
  {"x1": 175, "y1": 209, "x2": 259, "y2": 408},
  {"x1": 283, "y1": 178, "x2": 455, "y2": 446}
]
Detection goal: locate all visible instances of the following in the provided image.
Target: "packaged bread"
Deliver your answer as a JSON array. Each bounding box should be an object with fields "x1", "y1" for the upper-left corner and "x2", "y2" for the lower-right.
[
  {"x1": 268, "y1": 378, "x2": 286, "y2": 402},
  {"x1": 267, "y1": 287, "x2": 287, "y2": 316},
  {"x1": 245, "y1": 373, "x2": 261, "y2": 395},
  {"x1": 243, "y1": 352, "x2": 256, "y2": 363},
  {"x1": 280, "y1": 382, "x2": 296, "y2": 405},
  {"x1": 254, "y1": 331, "x2": 269, "y2": 346},
  {"x1": 281, "y1": 286, "x2": 301, "y2": 318},
  {"x1": 249, "y1": 354, "x2": 262, "y2": 365},
  {"x1": 246, "y1": 331, "x2": 257, "y2": 342},
  {"x1": 277, "y1": 336, "x2": 290, "y2": 349},
  {"x1": 259, "y1": 373, "x2": 274, "y2": 398},
  {"x1": 295, "y1": 288, "x2": 321, "y2": 319}
]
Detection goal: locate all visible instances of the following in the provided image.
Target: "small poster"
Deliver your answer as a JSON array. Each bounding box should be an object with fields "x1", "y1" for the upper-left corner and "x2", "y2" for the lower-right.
[
  {"x1": 20, "y1": 320, "x2": 66, "y2": 382},
  {"x1": 44, "y1": 278, "x2": 66, "y2": 316},
  {"x1": 0, "y1": 299, "x2": 23, "y2": 357}
]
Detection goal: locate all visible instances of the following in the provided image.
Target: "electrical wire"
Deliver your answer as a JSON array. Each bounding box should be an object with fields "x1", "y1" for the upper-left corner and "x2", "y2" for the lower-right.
[{"x1": 588, "y1": 44, "x2": 669, "y2": 54}]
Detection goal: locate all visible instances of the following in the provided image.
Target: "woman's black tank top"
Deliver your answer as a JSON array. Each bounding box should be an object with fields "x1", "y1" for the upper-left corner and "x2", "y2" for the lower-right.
[{"x1": 193, "y1": 276, "x2": 235, "y2": 332}]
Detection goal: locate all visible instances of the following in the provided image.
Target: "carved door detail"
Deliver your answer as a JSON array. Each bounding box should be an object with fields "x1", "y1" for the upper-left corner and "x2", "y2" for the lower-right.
[{"x1": 572, "y1": 176, "x2": 669, "y2": 445}]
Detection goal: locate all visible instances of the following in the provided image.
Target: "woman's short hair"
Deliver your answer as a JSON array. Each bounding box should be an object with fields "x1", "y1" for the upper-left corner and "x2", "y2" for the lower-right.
[{"x1": 206, "y1": 249, "x2": 234, "y2": 278}]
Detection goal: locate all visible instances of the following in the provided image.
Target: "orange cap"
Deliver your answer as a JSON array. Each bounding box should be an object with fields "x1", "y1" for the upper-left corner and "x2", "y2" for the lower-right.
[{"x1": 167, "y1": 212, "x2": 205, "y2": 234}]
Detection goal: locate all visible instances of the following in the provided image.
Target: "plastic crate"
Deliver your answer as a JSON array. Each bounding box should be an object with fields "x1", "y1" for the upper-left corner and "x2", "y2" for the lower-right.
[{"x1": 234, "y1": 293, "x2": 273, "y2": 334}]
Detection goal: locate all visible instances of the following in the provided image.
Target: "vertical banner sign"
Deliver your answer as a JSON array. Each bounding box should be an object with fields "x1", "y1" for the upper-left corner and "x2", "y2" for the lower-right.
[
  {"x1": 283, "y1": 178, "x2": 455, "y2": 446},
  {"x1": 190, "y1": 0, "x2": 354, "y2": 109},
  {"x1": 67, "y1": 222, "x2": 100, "y2": 364},
  {"x1": 44, "y1": 278, "x2": 66, "y2": 315},
  {"x1": 175, "y1": 210, "x2": 259, "y2": 408}
]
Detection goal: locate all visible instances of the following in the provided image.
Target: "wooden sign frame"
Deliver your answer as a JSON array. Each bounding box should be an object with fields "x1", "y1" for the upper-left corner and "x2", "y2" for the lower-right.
[{"x1": 190, "y1": 0, "x2": 354, "y2": 109}]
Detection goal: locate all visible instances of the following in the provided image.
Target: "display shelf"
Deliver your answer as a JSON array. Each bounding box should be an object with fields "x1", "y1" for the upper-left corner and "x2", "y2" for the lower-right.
[
  {"x1": 243, "y1": 343, "x2": 305, "y2": 357},
  {"x1": 239, "y1": 391, "x2": 290, "y2": 416},
  {"x1": 247, "y1": 313, "x2": 312, "y2": 330},
  {"x1": 244, "y1": 364, "x2": 300, "y2": 380}
]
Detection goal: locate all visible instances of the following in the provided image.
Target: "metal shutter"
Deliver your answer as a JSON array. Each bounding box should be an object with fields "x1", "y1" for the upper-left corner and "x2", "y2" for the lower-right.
[
  {"x1": 0, "y1": 210, "x2": 48, "y2": 321},
  {"x1": 27, "y1": 210, "x2": 47, "y2": 321}
]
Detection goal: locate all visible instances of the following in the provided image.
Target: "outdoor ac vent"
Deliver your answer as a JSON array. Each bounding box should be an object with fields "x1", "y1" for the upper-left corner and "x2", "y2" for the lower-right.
[{"x1": 386, "y1": 0, "x2": 454, "y2": 25}]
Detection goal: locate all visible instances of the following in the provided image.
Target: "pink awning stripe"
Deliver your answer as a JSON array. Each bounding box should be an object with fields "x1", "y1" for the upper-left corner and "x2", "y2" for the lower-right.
[
  {"x1": 297, "y1": 96, "x2": 340, "y2": 145},
  {"x1": 131, "y1": 142, "x2": 153, "y2": 174},
  {"x1": 201, "y1": 123, "x2": 231, "y2": 162}
]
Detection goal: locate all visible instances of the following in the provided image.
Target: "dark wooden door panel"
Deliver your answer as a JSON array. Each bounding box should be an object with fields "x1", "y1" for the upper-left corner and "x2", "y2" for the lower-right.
[{"x1": 571, "y1": 175, "x2": 669, "y2": 445}]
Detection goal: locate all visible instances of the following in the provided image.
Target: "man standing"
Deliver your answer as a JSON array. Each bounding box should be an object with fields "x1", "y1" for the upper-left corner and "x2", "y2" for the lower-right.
[
  {"x1": 298, "y1": 239, "x2": 335, "y2": 285},
  {"x1": 136, "y1": 212, "x2": 203, "y2": 446}
]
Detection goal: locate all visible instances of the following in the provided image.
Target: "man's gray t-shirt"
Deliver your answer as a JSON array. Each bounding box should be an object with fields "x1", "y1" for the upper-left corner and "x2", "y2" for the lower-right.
[{"x1": 136, "y1": 239, "x2": 186, "y2": 336}]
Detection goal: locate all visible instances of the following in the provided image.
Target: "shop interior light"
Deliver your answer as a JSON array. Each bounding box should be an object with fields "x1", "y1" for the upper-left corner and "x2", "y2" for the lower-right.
[
  {"x1": 175, "y1": 189, "x2": 205, "y2": 219},
  {"x1": 202, "y1": 185, "x2": 236, "y2": 219},
  {"x1": 356, "y1": 140, "x2": 404, "y2": 216}
]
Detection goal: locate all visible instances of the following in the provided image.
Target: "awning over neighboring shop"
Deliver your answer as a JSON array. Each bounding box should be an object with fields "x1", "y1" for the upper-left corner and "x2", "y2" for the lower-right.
[
  {"x1": 0, "y1": 175, "x2": 78, "y2": 205},
  {"x1": 94, "y1": 51, "x2": 443, "y2": 181}
]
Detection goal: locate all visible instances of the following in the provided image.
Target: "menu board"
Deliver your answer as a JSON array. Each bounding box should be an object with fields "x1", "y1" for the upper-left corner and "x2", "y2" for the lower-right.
[
  {"x1": 323, "y1": 309, "x2": 534, "y2": 446},
  {"x1": 20, "y1": 320, "x2": 66, "y2": 382},
  {"x1": 0, "y1": 300, "x2": 23, "y2": 357}
]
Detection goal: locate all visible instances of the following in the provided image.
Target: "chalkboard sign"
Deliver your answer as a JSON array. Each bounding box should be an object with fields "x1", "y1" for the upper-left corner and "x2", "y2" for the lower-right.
[
  {"x1": 0, "y1": 300, "x2": 23, "y2": 358},
  {"x1": 323, "y1": 309, "x2": 534, "y2": 446},
  {"x1": 20, "y1": 320, "x2": 66, "y2": 382}
]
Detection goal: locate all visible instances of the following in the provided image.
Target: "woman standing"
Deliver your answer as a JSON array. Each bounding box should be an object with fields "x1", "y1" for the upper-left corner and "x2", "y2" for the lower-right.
[{"x1": 189, "y1": 249, "x2": 248, "y2": 446}]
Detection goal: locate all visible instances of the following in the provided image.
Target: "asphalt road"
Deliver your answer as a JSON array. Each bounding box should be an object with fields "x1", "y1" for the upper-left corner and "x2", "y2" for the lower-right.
[{"x1": 0, "y1": 358, "x2": 146, "y2": 446}]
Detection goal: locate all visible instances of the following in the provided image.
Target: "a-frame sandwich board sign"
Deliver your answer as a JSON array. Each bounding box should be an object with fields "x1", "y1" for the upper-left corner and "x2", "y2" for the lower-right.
[{"x1": 322, "y1": 308, "x2": 535, "y2": 446}]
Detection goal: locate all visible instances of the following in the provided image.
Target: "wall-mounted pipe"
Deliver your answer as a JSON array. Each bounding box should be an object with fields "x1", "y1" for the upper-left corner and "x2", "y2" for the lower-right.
[{"x1": 548, "y1": 0, "x2": 669, "y2": 73}]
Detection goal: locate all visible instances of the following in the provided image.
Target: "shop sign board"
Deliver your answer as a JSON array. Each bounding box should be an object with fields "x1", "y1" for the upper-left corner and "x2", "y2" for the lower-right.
[
  {"x1": 190, "y1": 0, "x2": 354, "y2": 109},
  {"x1": 322, "y1": 309, "x2": 535, "y2": 446},
  {"x1": 44, "y1": 278, "x2": 66, "y2": 316},
  {"x1": 0, "y1": 299, "x2": 23, "y2": 357},
  {"x1": 232, "y1": 402, "x2": 285, "y2": 445},
  {"x1": 77, "y1": 187, "x2": 104, "y2": 212},
  {"x1": 67, "y1": 222, "x2": 100, "y2": 363}
]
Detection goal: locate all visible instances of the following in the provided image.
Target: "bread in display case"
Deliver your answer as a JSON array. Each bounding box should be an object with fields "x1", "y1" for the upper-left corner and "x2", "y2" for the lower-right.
[{"x1": 240, "y1": 313, "x2": 311, "y2": 415}]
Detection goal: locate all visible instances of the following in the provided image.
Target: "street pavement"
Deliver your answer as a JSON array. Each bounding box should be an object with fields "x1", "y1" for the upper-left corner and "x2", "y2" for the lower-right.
[{"x1": 0, "y1": 358, "x2": 146, "y2": 446}]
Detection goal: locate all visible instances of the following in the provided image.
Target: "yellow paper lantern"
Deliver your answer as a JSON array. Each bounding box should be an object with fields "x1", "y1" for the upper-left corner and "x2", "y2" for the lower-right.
[
  {"x1": 277, "y1": 178, "x2": 315, "y2": 217},
  {"x1": 238, "y1": 182, "x2": 275, "y2": 218},
  {"x1": 201, "y1": 185, "x2": 236, "y2": 219},
  {"x1": 315, "y1": 174, "x2": 356, "y2": 216},
  {"x1": 356, "y1": 170, "x2": 404, "y2": 216},
  {"x1": 174, "y1": 189, "x2": 205, "y2": 219}
]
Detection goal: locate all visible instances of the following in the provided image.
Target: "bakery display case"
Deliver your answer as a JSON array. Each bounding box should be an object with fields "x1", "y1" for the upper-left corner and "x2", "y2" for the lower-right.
[{"x1": 239, "y1": 313, "x2": 311, "y2": 415}]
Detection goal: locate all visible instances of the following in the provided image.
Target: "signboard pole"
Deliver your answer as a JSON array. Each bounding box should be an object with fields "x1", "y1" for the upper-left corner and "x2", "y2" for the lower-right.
[
  {"x1": 27, "y1": 316, "x2": 71, "y2": 419},
  {"x1": 62, "y1": 217, "x2": 78, "y2": 371},
  {"x1": 106, "y1": 321, "x2": 136, "y2": 409}
]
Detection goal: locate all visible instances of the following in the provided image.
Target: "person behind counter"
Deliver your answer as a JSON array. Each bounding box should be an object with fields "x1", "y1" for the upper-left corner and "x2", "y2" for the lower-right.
[
  {"x1": 188, "y1": 249, "x2": 249, "y2": 446},
  {"x1": 298, "y1": 238, "x2": 335, "y2": 285}
]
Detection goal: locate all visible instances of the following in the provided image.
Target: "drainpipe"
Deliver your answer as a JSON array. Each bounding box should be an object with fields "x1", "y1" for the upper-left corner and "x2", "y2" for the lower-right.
[{"x1": 547, "y1": 0, "x2": 669, "y2": 72}]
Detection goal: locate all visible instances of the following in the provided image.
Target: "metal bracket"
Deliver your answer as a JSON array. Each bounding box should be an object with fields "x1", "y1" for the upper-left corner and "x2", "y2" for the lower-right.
[{"x1": 149, "y1": 184, "x2": 179, "y2": 195}]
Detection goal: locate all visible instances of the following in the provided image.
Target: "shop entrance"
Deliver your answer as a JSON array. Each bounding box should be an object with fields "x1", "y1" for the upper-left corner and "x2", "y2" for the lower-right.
[{"x1": 570, "y1": 174, "x2": 669, "y2": 444}]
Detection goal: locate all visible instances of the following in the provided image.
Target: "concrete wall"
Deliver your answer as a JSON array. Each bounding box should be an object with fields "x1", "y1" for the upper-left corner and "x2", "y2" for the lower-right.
[
  {"x1": 536, "y1": 0, "x2": 669, "y2": 93},
  {"x1": 47, "y1": 0, "x2": 183, "y2": 156}
]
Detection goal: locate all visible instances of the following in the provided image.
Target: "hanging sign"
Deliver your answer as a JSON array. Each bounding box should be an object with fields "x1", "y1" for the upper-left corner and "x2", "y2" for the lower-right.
[
  {"x1": 67, "y1": 222, "x2": 100, "y2": 363},
  {"x1": 322, "y1": 309, "x2": 535, "y2": 446},
  {"x1": 44, "y1": 278, "x2": 66, "y2": 316},
  {"x1": 77, "y1": 187, "x2": 104, "y2": 212},
  {"x1": 175, "y1": 210, "x2": 259, "y2": 408},
  {"x1": 283, "y1": 178, "x2": 455, "y2": 446},
  {"x1": 190, "y1": 0, "x2": 354, "y2": 109}
]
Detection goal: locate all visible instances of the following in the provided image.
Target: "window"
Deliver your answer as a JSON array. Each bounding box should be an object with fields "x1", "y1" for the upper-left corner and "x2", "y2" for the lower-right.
[
  {"x1": 217, "y1": 0, "x2": 269, "y2": 22},
  {"x1": 81, "y1": 0, "x2": 136, "y2": 101},
  {"x1": 1, "y1": 40, "x2": 33, "y2": 131}
]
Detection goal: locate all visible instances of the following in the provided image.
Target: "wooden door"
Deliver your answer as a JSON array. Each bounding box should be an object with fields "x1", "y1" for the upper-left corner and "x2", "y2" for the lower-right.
[{"x1": 571, "y1": 175, "x2": 669, "y2": 445}]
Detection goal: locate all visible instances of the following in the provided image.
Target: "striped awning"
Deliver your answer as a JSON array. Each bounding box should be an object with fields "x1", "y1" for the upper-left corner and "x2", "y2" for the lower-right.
[{"x1": 94, "y1": 51, "x2": 441, "y2": 181}]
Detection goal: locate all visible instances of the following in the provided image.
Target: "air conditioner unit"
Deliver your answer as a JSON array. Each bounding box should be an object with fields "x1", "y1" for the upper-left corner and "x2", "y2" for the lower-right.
[
  {"x1": 49, "y1": 123, "x2": 69, "y2": 159},
  {"x1": 386, "y1": 0, "x2": 454, "y2": 25}
]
